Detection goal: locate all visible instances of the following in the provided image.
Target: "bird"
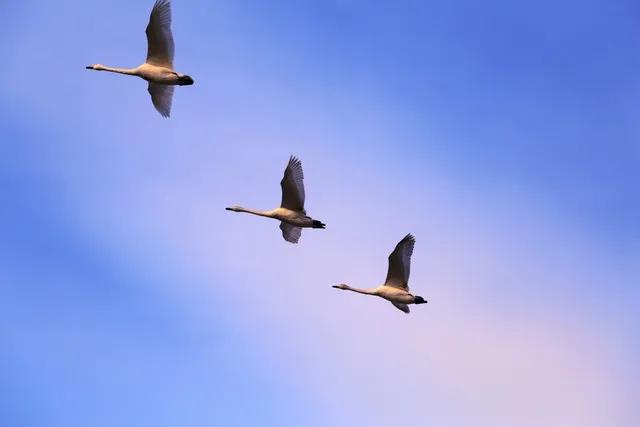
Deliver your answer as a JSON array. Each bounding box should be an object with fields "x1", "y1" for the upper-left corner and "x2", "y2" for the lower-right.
[
  {"x1": 226, "y1": 156, "x2": 326, "y2": 244},
  {"x1": 332, "y1": 234, "x2": 427, "y2": 313},
  {"x1": 85, "y1": 0, "x2": 193, "y2": 117}
]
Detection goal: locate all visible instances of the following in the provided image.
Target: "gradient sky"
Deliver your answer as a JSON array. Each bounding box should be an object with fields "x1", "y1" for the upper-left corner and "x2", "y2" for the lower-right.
[{"x1": 1, "y1": 0, "x2": 639, "y2": 426}]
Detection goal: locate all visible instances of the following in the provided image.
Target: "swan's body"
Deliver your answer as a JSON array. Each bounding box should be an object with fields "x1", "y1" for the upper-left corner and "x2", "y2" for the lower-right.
[
  {"x1": 226, "y1": 156, "x2": 326, "y2": 244},
  {"x1": 86, "y1": 0, "x2": 193, "y2": 117},
  {"x1": 333, "y1": 234, "x2": 427, "y2": 313}
]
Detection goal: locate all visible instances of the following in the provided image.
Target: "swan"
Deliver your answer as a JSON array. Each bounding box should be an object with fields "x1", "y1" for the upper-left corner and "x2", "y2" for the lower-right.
[
  {"x1": 226, "y1": 156, "x2": 326, "y2": 244},
  {"x1": 333, "y1": 234, "x2": 427, "y2": 313},
  {"x1": 85, "y1": 0, "x2": 193, "y2": 117}
]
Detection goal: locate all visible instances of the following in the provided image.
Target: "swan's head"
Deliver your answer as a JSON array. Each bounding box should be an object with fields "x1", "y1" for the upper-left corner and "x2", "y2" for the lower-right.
[
  {"x1": 332, "y1": 284, "x2": 349, "y2": 290},
  {"x1": 177, "y1": 74, "x2": 194, "y2": 85},
  {"x1": 225, "y1": 206, "x2": 243, "y2": 212},
  {"x1": 85, "y1": 64, "x2": 104, "y2": 70}
]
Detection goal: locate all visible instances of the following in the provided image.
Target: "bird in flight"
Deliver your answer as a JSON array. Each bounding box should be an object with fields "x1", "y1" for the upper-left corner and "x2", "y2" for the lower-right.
[
  {"x1": 333, "y1": 234, "x2": 427, "y2": 313},
  {"x1": 226, "y1": 156, "x2": 326, "y2": 244},
  {"x1": 86, "y1": 0, "x2": 193, "y2": 117}
]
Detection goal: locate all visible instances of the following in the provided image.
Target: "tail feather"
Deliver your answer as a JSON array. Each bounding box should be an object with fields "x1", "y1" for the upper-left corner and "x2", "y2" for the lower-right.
[
  {"x1": 414, "y1": 296, "x2": 427, "y2": 304},
  {"x1": 312, "y1": 220, "x2": 326, "y2": 229}
]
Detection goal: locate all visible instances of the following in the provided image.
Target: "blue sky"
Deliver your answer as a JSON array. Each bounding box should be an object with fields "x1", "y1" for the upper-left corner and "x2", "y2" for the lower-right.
[{"x1": 1, "y1": 0, "x2": 639, "y2": 426}]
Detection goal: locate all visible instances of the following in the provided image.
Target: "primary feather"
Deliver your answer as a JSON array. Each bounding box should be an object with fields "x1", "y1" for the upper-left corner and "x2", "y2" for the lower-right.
[
  {"x1": 384, "y1": 233, "x2": 415, "y2": 290},
  {"x1": 146, "y1": 0, "x2": 175, "y2": 68},
  {"x1": 280, "y1": 156, "x2": 306, "y2": 211}
]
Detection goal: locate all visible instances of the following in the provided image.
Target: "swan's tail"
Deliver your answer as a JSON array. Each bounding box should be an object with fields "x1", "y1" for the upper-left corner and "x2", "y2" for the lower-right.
[
  {"x1": 312, "y1": 220, "x2": 326, "y2": 229},
  {"x1": 414, "y1": 296, "x2": 428, "y2": 304}
]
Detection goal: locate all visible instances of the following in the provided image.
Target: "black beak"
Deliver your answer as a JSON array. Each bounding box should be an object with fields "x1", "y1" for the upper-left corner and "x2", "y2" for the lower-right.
[
  {"x1": 332, "y1": 285, "x2": 340, "y2": 288},
  {"x1": 225, "y1": 207, "x2": 233, "y2": 211},
  {"x1": 179, "y1": 75, "x2": 194, "y2": 85},
  {"x1": 85, "y1": 66, "x2": 93, "y2": 69}
]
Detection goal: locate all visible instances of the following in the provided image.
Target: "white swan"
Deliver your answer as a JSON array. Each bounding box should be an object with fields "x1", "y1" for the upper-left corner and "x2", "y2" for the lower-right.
[
  {"x1": 86, "y1": 0, "x2": 193, "y2": 117},
  {"x1": 333, "y1": 234, "x2": 427, "y2": 313},
  {"x1": 226, "y1": 156, "x2": 326, "y2": 244}
]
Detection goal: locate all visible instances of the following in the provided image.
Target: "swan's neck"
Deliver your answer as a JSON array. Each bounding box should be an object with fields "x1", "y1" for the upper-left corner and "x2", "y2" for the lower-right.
[
  {"x1": 95, "y1": 65, "x2": 139, "y2": 76},
  {"x1": 234, "y1": 207, "x2": 275, "y2": 218},
  {"x1": 344, "y1": 285, "x2": 378, "y2": 296}
]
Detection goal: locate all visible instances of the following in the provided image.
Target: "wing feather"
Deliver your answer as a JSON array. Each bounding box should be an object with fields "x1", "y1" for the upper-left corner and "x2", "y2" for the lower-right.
[
  {"x1": 279, "y1": 222, "x2": 302, "y2": 244},
  {"x1": 280, "y1": 156, "x2": 306, "y2": 211},
  {"x1": 148, "y1": 83, "x2": 174, "y2": 117},
  {"x1": 146, "y1": 0, "x2": 174, "y2": 68},
  {"x1": 391, "y1": 302, "x2": 410, "y2": 313},
  {"x1": 384, "y1": 234, "x2": 415, "y2": 290}
]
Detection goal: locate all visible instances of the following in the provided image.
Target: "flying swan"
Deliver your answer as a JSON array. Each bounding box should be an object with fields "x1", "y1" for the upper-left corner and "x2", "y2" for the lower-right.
[
  {"x1": 333, "y1": 234, "x2": 427, "y2": 313},
  {"x1": 226, "y1": 156, "x2": 326, "y2": 244},
  {"x1": 86, "y1": 0, "x2": 193, "y2": 117}
]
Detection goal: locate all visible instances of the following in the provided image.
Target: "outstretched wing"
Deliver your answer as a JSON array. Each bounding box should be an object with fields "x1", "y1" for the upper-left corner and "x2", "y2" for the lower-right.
[
  {"x1": 391, "y1": 302, "x2": 410, "y2": 313},
  {"x1": 280, "y1": 156, "x2": 305, "y2": 211},
  {"x1": 279, "y1": 222, "x2": 302, "y2": 244},
  {"x1": 384, "y1": 234, "x2": 415, "y2": 290},
  {"x1": 148, "y1": 83, "x2": 174, "y2": 117},
  {"x1": 146, "y1": 0, "x2": 174, "y2": 68}
]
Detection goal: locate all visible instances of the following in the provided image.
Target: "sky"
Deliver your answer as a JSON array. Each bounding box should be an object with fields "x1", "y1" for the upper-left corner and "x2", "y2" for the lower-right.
[{"x1": 1, "y1": 0, "x2": 639, "y2": 426}]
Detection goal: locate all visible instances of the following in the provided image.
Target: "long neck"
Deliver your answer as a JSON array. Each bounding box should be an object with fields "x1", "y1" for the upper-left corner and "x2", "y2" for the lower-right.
[
  {"x1": 97, "y1": 65, "x2": 139, "y2": 76},
  {"x1": 235, "y1": 207, "x2": 275, "y2": 218},
  {"x1": 344, "y1": 285, "x2": 378, "y2": 296}
]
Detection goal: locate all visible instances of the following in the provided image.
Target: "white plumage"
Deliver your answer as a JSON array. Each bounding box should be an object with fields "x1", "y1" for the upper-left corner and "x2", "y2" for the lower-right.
[
  {"x1": 86, "y1": 0, "x2": 194, "y2": 117},
  {"x1": 226, "y1": 156, "x2": 326, "y2": 244},
  {"x1": 333, "y1": 234, "x2": 427, "y2": 314}
]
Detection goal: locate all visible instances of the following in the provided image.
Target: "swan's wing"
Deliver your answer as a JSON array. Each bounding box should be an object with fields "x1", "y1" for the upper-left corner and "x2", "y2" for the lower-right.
[
  {"x1": 280, "y1": 156, "x2": 305, "y2": 211},
  {"x1": 384, "y1": 234, "x2": 415, "y2": 290},
  {"x1": 280, "y1": 222, "x2": 302, "y2": 244},
  {"x1": 148, "y1": 82, "x2": 174, "y2": 117},
  {"x1": 145, "y1": 0, "x2": 174, "y2": 68},
  {"x1": 391, "y1": 302, "x2": 410, "y2": 314}
]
